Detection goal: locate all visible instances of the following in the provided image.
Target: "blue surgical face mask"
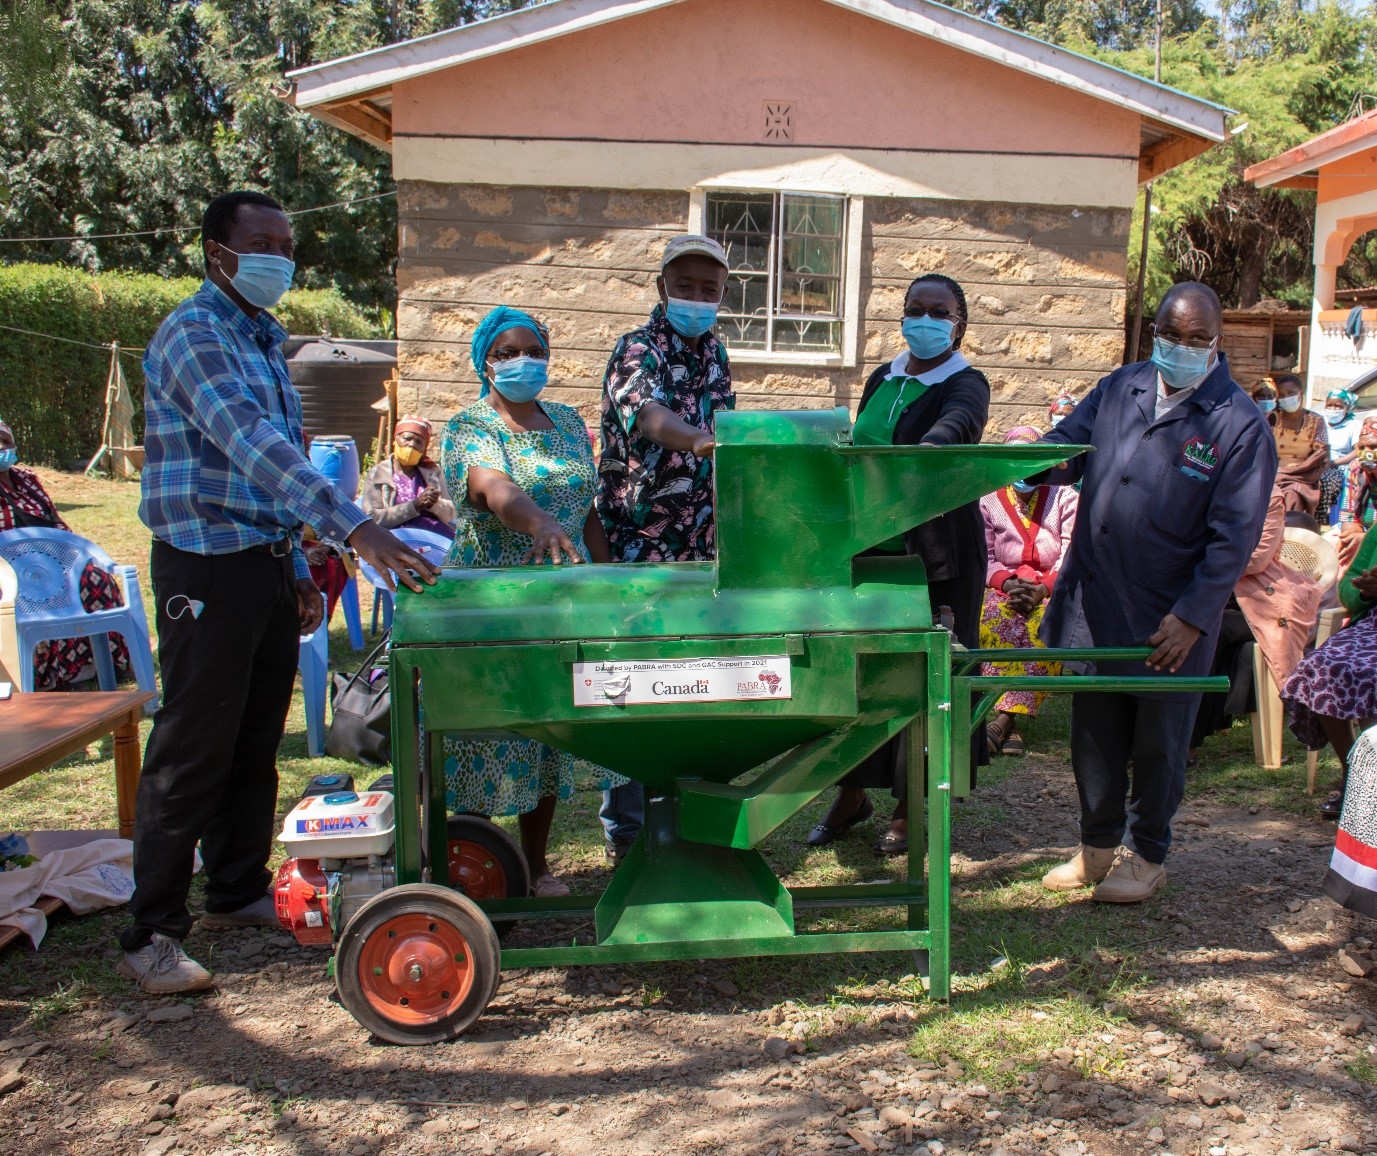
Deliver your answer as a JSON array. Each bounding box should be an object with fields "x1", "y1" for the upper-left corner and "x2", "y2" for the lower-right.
[
  {"x1": 1050, "y1": 414, "x2": 1066, "y2": 428},
  {"x1": 1278, "y1": 394, "x2": 1303, "y2": 414},
  {"x1": 490, "y1": 355, "x2": 548, "y2": 403},
  {"x1": 1326, "y1": 408, "x2": 1349, "y2": 427},
  {"x1": 665, "y1": 297, "x2": 719, "y2": 339},
  {"x1": 1152, "y1": 335, "x2": 1216, "y2": 390},
  {"x1": 902, "y1": 315, "x2": 957, "y2": 360},
  {"x1": 1011, "y1": 480, "x2": 1037, "y2": 494},
  {"x1": 1257, "y1": 398, "x2": 1277, "y2": 414},
  {"x1": 223, "y1": 248, "x2": 295, "y2": 309},
  {"x1": 0, "y1": 448, "x2": 15, "y2": 471}
]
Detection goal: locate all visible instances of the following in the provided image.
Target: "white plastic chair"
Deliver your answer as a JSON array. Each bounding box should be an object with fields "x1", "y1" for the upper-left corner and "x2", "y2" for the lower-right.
[
  {"x1": 0, "y1": 527, "x2": 157, "y2": 706},
  {"x1": 298, "y1": 593, "x2": 329, "y2": 758},
  {"x1": 357, "y1": 527, "x2": 451, "y2": 634}
]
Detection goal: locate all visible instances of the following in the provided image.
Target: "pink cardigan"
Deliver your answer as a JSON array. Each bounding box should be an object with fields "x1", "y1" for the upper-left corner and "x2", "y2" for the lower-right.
[
  {"x1": 1236, "y1": 489, "x2": 1320, "y2": 686},
  {"x1": 979, "y1": 485, "x2": 1079, "y2": 591}
]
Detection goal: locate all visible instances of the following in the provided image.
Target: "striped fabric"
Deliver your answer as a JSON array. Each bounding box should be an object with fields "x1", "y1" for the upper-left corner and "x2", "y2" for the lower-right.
[
  {"x1": 139, "y1": 281, "x2": 366, "y2": 582},
  {"x1": 1323, "y1": 724, "x2": 1377, "y2": 918}
]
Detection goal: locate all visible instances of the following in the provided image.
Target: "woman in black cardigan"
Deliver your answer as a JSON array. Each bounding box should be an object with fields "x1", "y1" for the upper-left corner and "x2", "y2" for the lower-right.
[{"x1": 807, "y1": 273, "x2": 990, "y2": 855}]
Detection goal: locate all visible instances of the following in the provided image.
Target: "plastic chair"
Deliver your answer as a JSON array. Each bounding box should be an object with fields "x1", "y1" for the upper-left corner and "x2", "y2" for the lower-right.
[
  {"x1": 0, "y1": 554, "x2": 17, "y2": 686},
  {"x1": 298, "y1": 593, "x2": 329, "y2": 758},
  {"x1": 0, "y1": 527, "x2": 157, "y2": 707},
  {"x1": 340, "y1": 573, "x2": 365, "y2": 651},
  {"x1": 357, "y1": 527, "x2": 452, "y2": 635}
]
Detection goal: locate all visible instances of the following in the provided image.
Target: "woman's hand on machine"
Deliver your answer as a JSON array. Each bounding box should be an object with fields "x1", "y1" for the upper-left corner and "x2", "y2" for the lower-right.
[{"x1": 524, "y1": 517, "x2": 584, "y2": 566}]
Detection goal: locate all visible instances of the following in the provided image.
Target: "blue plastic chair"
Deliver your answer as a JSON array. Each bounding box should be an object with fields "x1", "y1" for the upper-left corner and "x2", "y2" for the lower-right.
[
  {"x1": 298, "y1": 593, "x2": 329, "y2": 758},
  {"x1": 357, "y1": 527, "x2": 452, "y2": 635},
  {"x1": 339, "y1": 572, "x2": 365, "y2": 651},
  {"x1": 0, "y1": 528, "x2": 157, "y2": 707}
]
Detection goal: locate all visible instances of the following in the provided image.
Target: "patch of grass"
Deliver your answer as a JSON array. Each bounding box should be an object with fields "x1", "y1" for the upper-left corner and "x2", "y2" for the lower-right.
[
  {"x1": 1346, "y1": 1052, "x2": 1377, "y2": 1086},
  {"x1": 25, "y1": 980, "x2": 88, "y2": 1029},
  {"x1": 907, "y1": 993, "x2": 1125, "y2": 1088}
]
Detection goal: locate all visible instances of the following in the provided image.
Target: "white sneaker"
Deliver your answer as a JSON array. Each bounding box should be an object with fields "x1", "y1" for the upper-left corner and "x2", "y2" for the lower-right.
[
  {"x1": 117, "y1": 933, "x2": 214, "y2": 994},
  {"x1": 198, "y1": 894, "x2": 278, "y2": 930}
]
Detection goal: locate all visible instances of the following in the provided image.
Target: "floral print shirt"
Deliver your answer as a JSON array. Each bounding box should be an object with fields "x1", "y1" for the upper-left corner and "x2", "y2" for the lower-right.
[
  {"x1": 441, "y1": 398, "x2": 595, "y2": 567},
  {"x1": 596, "y1": 304, "x2": 734, "y2": 562}
]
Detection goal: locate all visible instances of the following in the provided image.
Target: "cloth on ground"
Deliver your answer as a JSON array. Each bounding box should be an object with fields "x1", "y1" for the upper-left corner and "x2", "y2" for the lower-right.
[{"x1": 0, "y1": 838, "x2": 133, "y2": 947}]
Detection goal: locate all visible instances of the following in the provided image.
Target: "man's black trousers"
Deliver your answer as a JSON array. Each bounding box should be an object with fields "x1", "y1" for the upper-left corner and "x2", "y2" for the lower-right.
[
  {"x1": 1070, "y1": 691, "x2": 1202, "y2": 866},
  {"x1": 120, "y1": 541, "x2": 299, "y2": 951}
]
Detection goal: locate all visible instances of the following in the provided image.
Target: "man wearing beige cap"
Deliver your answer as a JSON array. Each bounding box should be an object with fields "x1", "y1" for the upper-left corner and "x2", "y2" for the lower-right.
[{"x1": 595, "y1": 233, "x2": 735, "y2": 857}]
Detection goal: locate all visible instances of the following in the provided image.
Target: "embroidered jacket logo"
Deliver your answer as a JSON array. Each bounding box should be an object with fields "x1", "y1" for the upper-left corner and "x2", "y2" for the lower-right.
[{"x1": 1182, "y1": 438, "x2": 1219, "y2": 474}]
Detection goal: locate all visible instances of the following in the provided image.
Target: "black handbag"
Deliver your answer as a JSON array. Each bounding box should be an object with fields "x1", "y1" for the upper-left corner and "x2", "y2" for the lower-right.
[{"x1": 325, "y1": 633, "x2": 392, "y2": 766}]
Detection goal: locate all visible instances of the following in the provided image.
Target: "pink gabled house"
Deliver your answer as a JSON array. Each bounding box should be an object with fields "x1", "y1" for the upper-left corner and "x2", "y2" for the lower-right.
[{"x1": 289, "y1": 0, "x2": 1229, "y2": 431}]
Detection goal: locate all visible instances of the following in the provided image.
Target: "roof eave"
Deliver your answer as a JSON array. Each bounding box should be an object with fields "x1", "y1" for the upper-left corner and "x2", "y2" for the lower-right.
[
  {"x1": 1246, "y1": 111, "x2": 1377, "y2": 189},
  {"x1": 289, "y1": 0, "x2": 1230, "y2": 149}
]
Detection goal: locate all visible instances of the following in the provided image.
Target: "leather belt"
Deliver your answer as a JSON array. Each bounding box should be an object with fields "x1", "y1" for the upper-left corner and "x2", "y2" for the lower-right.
[{"x1": 247, "y1": 537, "x2": 294, "y2": 558}]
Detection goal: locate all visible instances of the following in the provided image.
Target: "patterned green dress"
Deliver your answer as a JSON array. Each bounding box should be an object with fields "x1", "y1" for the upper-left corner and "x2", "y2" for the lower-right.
[{"x1": 439, "y1": 398, "x2": 620, "y2": 816}]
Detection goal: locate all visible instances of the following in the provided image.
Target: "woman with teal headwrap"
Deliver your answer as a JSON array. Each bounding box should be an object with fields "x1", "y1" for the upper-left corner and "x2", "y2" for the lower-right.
[{"x1": 439, "y1": 306, "x2": 616, "y2": 896}]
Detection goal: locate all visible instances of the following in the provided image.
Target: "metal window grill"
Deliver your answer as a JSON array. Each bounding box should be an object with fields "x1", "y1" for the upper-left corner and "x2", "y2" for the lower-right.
[{"x1": 706, "y1": 191, "x2": 846, "y2": 355}]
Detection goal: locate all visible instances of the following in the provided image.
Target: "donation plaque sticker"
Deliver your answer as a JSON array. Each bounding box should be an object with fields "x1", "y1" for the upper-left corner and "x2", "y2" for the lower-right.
[{"x1": 572, "y1": 655, "x2": 793, "y2": 706}]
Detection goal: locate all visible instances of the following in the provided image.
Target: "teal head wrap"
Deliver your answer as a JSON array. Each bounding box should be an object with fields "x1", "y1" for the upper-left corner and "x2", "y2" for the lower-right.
[
  {"x1": 1327, "y1": 389, "x2": 1359, "y2": 415},
  {"x1": 470, "y1": 306, "x2": 549, "y2": 398}
]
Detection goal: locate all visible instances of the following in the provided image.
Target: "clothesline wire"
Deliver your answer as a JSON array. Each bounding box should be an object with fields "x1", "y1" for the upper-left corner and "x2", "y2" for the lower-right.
[
  {"x1": 0, "y1": 189, "x2": 397, "y2": 244},
  {"x1": 0, "y1": 322, "x2": 145, "y2": 356}
]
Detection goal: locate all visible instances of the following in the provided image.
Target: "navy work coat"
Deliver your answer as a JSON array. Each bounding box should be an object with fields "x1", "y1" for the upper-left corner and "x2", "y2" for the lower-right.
[{"x1": 1037, "y1": 354, "x2": 1278, "y2": 694}]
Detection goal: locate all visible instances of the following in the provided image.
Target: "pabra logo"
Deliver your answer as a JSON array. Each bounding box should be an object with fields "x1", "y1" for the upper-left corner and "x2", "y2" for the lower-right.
[{"x1": 759, "y1": 670, "x2": 782, "y2": 694}]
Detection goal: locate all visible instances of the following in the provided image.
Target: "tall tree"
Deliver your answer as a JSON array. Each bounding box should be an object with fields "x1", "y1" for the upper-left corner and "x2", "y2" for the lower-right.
[{"x1": 0, "y1": 1, "x2": 537, "y2": 316}]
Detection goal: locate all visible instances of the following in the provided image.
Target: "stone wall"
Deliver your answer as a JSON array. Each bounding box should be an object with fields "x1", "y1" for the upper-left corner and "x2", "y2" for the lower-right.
[{"x1": 396, "y1": 181, "x2": 1130, "y2": 438}]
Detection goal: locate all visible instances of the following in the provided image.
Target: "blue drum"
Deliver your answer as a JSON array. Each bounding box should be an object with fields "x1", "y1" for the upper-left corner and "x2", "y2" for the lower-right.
[{"x1": 308, "y1": 436, "x2": 360, "y2": 500}]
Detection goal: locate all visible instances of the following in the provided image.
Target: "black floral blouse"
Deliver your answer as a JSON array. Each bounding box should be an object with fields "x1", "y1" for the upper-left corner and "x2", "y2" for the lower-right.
[{"x1": 595, "y1": 305, "x2": 735, "y2": 562}]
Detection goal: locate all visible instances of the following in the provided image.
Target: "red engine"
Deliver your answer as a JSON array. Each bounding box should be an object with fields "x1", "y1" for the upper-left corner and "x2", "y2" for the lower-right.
[{"x1": 273, "y1": 858, "x2": 332, "y2": 945}]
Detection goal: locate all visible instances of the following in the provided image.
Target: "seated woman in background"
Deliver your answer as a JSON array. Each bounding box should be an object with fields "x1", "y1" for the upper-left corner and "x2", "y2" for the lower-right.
[
  {"x1": 1191, "y1": 487, "x2": 1320, "y2": 755},
  {"x1": 1282, "y1": 518, "x2": 1377, "y2": 820},
  {"x1": 1252, "y1": 380, "x2": 1278, "y2": 416},
  {"x1": 0, "y1": 419, "x2": 130, "y2": 689},
  {"x1": 1047, "y1": 394, "x2": 1077, "y2": 429},
  {"x1": 361, "y1": 415, "x2": 456, "y2": 540},
  {"x1": 1269, "y1": 373, "x2": 1330, "y2": 516},
  {"x1": 1319, "y1": 390, "x2": 1361, "y2": 524},
  {"x1": 978, "y1": 426, "x2": 1078, "y2": 757},
  {"x1": 440, "y1": 307, "x2": 617, "y2": 896}
]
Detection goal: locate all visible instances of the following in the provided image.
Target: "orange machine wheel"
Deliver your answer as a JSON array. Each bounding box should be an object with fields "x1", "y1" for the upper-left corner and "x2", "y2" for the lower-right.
[
  {"x1": 445, "y1": 814, "x2": 530, "y2": 901},
  {"x1": 335, "y1": 884, "x2": 500, "y2": 1045}
]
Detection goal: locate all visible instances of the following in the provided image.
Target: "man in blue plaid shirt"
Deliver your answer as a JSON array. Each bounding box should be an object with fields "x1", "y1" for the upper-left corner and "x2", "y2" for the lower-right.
[{"x1": 118, "y1": 191, "x2": 439, "y2": 993}]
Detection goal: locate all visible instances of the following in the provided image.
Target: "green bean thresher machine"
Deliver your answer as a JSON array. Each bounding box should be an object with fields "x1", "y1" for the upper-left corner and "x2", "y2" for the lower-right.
[{"x1": 272, "y1": 409, "x2": 1218, "y2": 1044}]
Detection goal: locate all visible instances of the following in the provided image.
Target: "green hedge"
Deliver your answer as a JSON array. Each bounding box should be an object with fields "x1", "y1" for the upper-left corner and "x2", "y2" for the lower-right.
[{"x1": 0, "y1": 264, "x2": 382, "y2": 467}]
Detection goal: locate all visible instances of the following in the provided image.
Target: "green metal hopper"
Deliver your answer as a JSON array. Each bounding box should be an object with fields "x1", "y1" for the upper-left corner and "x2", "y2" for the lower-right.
[{"x1": 326, "y1": 408, "x2": 1221, "y2": 1044}]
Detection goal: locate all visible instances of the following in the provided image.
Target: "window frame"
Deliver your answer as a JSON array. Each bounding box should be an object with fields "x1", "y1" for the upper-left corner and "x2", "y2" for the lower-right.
[{"x1": 689, "y1": 187, "x2": 864, "y2": 369}]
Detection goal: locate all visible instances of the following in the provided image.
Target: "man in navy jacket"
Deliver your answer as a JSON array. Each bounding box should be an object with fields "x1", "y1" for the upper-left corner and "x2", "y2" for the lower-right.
[{"x1": 1037, "y1": 282, "x2": 1277, "y2": 902}]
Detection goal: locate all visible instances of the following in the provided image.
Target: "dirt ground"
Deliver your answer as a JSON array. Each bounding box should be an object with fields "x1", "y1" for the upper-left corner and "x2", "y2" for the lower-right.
[{"x1": 2, "y1": 751, "x2": 1375, "y2": 1156}]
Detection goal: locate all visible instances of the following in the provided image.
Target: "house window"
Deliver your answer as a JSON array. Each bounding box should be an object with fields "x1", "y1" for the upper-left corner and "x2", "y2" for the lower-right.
[{"x1": 704, "y1": 191, "x2": 850, "y2": 359}]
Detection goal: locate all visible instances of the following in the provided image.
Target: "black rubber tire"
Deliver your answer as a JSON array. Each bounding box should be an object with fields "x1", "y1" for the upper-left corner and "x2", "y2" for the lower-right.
[
  {"x1": 444, "y1": 814, "x2": 531, "y2": 901},
  {"x1": 335, "y1": 883, "x2": 500, "y2": 1046},
  {"x1": 446, "y1": 814, "x2": 530, "y2": 941}
]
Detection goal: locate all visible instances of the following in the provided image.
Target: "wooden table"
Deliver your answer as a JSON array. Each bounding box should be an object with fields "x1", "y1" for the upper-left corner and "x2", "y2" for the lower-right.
[{"x1": 0, "y1": 690, "x2": 154, "y2": 840}]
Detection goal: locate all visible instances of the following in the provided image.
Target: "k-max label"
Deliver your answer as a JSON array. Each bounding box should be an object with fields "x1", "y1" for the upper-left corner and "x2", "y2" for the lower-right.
[
  {"x1": 572, "y1": 655, "x2": 793, "y2": 706},
  {"x1": 296, "y1": 815, "x2": 372, "y2": 834}
]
